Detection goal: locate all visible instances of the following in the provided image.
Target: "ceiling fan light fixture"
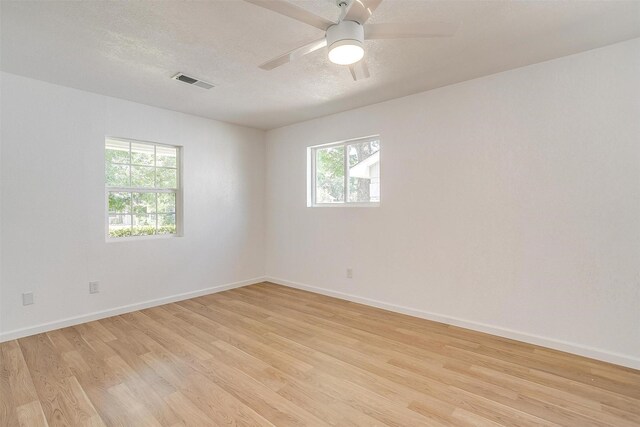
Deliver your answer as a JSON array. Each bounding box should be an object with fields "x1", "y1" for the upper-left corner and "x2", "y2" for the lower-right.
[
  {"x1": 326, "y1": 20, "x2": 365, "y2": 65},
  {"x1": 328, "y1": 40, "x2": 364, "y2": 65}
]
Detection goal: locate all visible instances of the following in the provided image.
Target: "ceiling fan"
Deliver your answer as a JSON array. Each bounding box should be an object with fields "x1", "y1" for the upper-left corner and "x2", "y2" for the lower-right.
[{"x1": 244, "y1": 0, "x2": 458, "y2": 80}]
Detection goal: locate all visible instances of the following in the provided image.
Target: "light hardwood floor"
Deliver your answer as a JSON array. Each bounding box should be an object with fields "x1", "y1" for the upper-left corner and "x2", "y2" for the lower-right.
[{"x1": 1, "y1": 282, "x2": 639, "y2": 426}]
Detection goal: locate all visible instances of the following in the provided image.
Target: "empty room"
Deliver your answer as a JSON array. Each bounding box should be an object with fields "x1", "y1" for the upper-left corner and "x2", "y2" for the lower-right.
[{"x1": 1, "y1": 0, "x2": 639, "y2": 425}]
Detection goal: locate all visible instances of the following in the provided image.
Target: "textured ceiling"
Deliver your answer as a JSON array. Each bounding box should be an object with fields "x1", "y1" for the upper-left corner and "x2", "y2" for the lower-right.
[{"x1": 2, "y1": 0, "x2": 639, "y2": 130}]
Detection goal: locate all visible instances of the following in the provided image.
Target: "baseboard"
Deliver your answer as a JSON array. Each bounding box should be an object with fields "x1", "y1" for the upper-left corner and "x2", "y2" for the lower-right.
[
  {"x1": 266, "y1": 276, "x2": 640, "y2": 370},
  {"x1": 4, "y1": 275, "x2": 638, "y2": 370},
  {"x1": 0, "y1": 276, "x2": 267, "y2": 342}
]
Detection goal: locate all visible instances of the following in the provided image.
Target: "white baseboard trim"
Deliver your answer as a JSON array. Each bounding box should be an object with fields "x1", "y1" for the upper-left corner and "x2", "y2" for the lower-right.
[
  {"x1": 0, "y1": 276, "x2": 267, "y2": 343},
  {"x1": 266, "y1": 276, "x2": 640, "y2": 370}
]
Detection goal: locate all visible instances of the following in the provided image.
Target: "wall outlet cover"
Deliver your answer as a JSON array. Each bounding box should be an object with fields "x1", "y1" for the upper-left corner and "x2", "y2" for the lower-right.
[
  {"x1": 22, "y1": 292, "x2": 34, "y2": 306},
  {"x1": 89, "y1": 281, "x2": 100, "y2": 294}
]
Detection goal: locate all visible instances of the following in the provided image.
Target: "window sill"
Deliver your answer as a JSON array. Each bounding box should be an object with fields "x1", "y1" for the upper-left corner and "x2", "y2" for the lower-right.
[
  {"x1": 308, "y1": 202, "x2": 380, "y2": 208},
  {"x1": 106, "y1": 234, "x2": 180, "y2": 243}
]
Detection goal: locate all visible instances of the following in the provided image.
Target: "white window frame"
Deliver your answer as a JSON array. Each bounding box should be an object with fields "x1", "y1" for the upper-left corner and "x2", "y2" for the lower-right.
[
  {"x1": 307, "y1": 135, "x2": 380, "y2": 208},
  {"x1": 105, "y1": 137, "x2": 183, "y2": 242}
]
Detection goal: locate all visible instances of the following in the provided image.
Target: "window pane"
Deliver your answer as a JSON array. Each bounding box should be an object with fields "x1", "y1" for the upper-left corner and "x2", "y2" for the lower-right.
[
  {"x1": 157, "y1": 193, "x2": 176, "y2": 213},
  {"x1": 105, "y1": 139, "x2": 130, "y2": 164},
  {"x1": 105, "y1": 138, "x2": 180, "y2": 239},
  {"x1": 133, "y1": 192, "x2": 156, "y2": 214},
  {"x1": 157, "y1": 145, "x2": 177, "y2": 168},
  {"x1": 315, "y1": 146, "x2": 345, "y2": 203},
  {"x1": 133, "y1": 214, "x2": 156, "y2": 236},
  {"x1": 158, "y1": 214, "x2": 176, "y2": 234},
  {"x1": 106, "y1": 163, "x2": 130, "y2": 187},
  {"x1": 156, "y1": 167, "x2": 177, "y2": 188},
  {"x1": 109, "y1": 214, "x2": 132, "y2": 238},
  {"x1": 348, "y1": 139, "x2": 379, "y2": 167},
  {"x1": 131, "y1": 142, "x2": 155, "y2": 165},
  {"x1": 108, "y1": 192, "x2": 131, "y2": 213},
  {"x1": 131, "y1": 165, "x2": 154, "y2": 187},
  {"x1": 347, "y1": 140, "x2": 380, "y2": 203}
]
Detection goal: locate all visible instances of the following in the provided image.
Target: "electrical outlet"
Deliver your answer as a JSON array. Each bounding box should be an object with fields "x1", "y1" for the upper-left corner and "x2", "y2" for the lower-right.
[
  {"x1": 89, "y1": 281, "x2": 100, "y2": 294},
  {"x1": 346, "y1": 268, "x2": 353, "y2": 279},
  {"x1": 22, "y1": 292, "x2": 34, "y2": 306}
]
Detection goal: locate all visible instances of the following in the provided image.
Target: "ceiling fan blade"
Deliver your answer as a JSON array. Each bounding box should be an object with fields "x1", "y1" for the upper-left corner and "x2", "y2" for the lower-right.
[
  {"x1": 243, "y1": 0, "x2": 334, "y2": 30},
  {"x1": 348, "y1": 60, "x2": 370, "y2": 81},
  {"x1": 364, "y1": 22, "x2": 458, "y2": 39},
  {"x1": 344, "y1": 0, "x2": 383, "y2": 25},
  {"x1": 259, "y1": 38, "x2": 328, "y2": 70}
]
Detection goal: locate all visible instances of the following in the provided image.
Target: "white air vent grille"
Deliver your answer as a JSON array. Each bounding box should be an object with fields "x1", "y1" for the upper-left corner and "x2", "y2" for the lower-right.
[{"x1": 171, "y1": 73, "x2": 214, "y2": 90}]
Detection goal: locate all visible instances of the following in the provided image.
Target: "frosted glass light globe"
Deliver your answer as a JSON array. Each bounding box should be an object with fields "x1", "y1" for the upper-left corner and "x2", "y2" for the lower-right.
[{"x1": 328, "y1": 40, "x2": 364, "y2": 65}]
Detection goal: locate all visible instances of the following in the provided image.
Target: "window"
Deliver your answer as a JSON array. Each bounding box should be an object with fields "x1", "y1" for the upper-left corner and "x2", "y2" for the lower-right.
[
  {"x1": 308, "y1": 136, "x2": 380, "y2": 206},
  {"x1": 105, "y1": 138, "x2": 181, "y2": 239}
]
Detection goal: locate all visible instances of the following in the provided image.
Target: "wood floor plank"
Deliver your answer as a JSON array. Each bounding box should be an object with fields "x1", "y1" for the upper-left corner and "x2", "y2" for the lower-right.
[
  {"x1": 104, "y1": 354, "x2": 182, "y2": 427},
  {"x1": 1, "y1": 341, "x2": 27, "y2": 426},
  {"x1": 18, "y1": 333, "x2": 104, "y2": 427},
  {"x1": 15, "y1": 400, "x2": 49, "y2": 427},
  {"x1": 163, "y1": 391, "x2": 220, "y2": 427},
  {"x1": 1, "y1": 282, "x2": 638, "y2": 426},
  {"x1": 140, "y1": 350, "x2": 274, "y2": 426},
  {"x1": 107, "y1": 383, "x2": 162, "y2": 427},
  {"x1": 195, "y1": 296, "x2": 500, "y2": 423},
  {"x1": 231, "y1": 285, "x2": 638, "y2": 426},
  {"x1": 245, "y1": 282, "x2": 640, "y2": 420}
]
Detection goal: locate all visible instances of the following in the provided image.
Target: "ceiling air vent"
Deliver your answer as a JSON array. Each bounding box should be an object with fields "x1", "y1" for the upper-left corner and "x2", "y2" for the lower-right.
[{"x1": 171, "y1": 73, "x2": 214, "y2": 90}]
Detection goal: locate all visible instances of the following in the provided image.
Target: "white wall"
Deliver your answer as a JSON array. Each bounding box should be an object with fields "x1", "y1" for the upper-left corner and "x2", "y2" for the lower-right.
[
  {"x1": 265, "y1": 39, "x2": 640, "y2": 368},
  {"x1": 0, "y1": 72, "x2": 265, "y2": 338}
]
